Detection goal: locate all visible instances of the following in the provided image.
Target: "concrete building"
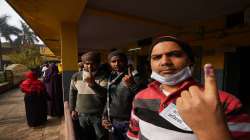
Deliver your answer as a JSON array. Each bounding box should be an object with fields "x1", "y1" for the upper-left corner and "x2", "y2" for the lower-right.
[{"x1": 6, "y1": 0, "x2": 250, "y2": 139}]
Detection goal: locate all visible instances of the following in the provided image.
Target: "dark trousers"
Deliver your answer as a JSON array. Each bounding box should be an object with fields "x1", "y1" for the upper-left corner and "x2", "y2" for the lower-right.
[
  {"x1": 111, "y1": 120, "x2": 129, "y2": 140},
  {"x1": 78, "y1": 113, "x2": 106, "y2": 140},
  {"x1": 24, "y1": 94, "x2": 47, "y2": 127}
]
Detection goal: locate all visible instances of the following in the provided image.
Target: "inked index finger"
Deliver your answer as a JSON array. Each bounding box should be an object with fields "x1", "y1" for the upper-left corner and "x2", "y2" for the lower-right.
[{"x1": 204, "y1": 64, "x2": 218, "y2": 98}]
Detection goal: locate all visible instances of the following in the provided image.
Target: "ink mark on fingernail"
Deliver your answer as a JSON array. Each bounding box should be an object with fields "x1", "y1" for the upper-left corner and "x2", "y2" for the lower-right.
[{"x1": 205, "y1": 64, "x2": 214, "y2": 76}]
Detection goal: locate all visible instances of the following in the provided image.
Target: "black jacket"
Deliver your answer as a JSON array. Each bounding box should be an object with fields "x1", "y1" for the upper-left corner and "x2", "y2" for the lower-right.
[{"x1": 103, "y1": 70, "x2": 143, "y2": 120}]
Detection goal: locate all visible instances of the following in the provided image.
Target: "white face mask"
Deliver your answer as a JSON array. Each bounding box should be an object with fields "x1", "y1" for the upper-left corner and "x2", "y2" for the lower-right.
[{"x1": 151, "y1": 66, "x2": 192, "y2": 86}]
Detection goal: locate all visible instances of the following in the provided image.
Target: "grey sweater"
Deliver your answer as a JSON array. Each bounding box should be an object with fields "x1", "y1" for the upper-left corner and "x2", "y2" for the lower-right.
[{"x1": 69, "y1": 70, "x2": 108, "y2": 115}]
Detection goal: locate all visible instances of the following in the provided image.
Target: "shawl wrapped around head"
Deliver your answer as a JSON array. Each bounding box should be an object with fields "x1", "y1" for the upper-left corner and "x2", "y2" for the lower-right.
[{"x1": 20, "y1": 71, "x2": 45, "y2": 94}]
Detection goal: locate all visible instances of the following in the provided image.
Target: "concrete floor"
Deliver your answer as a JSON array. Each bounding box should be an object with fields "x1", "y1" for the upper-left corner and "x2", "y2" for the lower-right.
[{"x1": 0, "y1": 89, "x2": 64, "y2": 140}]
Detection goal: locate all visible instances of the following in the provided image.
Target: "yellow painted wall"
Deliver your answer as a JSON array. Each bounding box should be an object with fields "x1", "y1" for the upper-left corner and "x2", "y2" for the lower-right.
[
  {"x1": 202, "y1": 49, "x2": 225, "y2": 69},
  {"x1": 60, "y1": 22, "x2": 78, "y2": 71},
  {"x1": 186, "y1": 16, "x2": 250, "y2": 69},
  {"x1": 40, "y1": 47, "x2": 55, "y2": 57},
  {"x1": 122, "y1": 30, "x2": 250, "y2": 70},
  {"x1": 190, "y1": 29, "x2": 250, "y2": 69}
]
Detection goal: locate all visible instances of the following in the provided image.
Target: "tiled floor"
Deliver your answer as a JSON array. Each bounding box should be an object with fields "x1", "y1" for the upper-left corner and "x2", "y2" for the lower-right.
[{"x1": 0, "y1": 89, "x2": 64, "y2": 140}]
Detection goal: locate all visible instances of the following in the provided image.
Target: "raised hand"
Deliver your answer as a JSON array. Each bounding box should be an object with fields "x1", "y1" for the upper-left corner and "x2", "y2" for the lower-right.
[
  {"x1": 122, "y1": 66, "x2": 135, "y2": 87},
  {"x1": 176, "y1": 64, "x2": 232, "y2": 140},
  {"x1": 101, "y1": 119, "x2": 112, "y2": 130},
  {"x1": 85, "y1": 66, "x2": 95, "y2": 86}
]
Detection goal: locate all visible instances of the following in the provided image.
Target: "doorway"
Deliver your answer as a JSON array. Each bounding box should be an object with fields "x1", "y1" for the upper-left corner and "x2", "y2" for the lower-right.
[{"x1": 223, "y1": 47, "x2": 250, "y2": 113}]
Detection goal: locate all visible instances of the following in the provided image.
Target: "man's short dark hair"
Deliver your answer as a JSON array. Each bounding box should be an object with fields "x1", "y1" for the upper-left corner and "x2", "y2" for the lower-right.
[
  {"x1": 81, "y1": 51, "x2": 101, "y2": 64},
  {"x1": 107, "y1": 50, "x2": 127, "y2": 62},
  {"x1": 149, "y1": 36, "x2": 195, "y2": 63}
]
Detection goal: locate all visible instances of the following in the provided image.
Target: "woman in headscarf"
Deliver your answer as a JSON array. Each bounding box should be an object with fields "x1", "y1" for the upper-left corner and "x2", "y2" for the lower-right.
[
  {"x1": 20, "y1": 71, "x2": 47, "y2": 127},
  {"x1": 43, "y1": 63, "x2": 64, "y2": 117}
]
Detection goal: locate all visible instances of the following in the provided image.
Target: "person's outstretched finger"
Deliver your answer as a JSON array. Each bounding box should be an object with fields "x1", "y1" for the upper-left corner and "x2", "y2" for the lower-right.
[{"x1": 204, "y1": 64, "x2": 218, "y2": 99}]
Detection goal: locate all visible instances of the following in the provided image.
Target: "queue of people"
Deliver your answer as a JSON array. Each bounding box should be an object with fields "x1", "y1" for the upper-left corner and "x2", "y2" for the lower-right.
[
  {"x1": 43, "y1": 63, "x2": 64, "y2": 117},
  {"x1": 20, "y1": 63, "x2": 64, "y2": 127},
  {"x1": 20, "y1": 35, "x2": 250, "y2": 140},
  {"x1": 20, "y1": 71, "x2": 47, "y2": 127}
]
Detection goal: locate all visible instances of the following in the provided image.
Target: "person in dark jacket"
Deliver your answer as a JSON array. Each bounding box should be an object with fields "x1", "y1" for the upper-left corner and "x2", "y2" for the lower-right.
[
  {"x1": 102, "y1": 50, "x2": 143, "y2": 140},
  {"x1": 20, "y1": 71, "x2": 47, "y2": 127}
]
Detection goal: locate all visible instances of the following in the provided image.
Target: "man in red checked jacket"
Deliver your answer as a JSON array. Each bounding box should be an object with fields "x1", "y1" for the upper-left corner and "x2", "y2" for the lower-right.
[
  {"x1": 20, "y1": 71, "x2": 47, "y2": 127},
  {"x1": 127, "y1": 36, "x2": 250, "y2": 140}
]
